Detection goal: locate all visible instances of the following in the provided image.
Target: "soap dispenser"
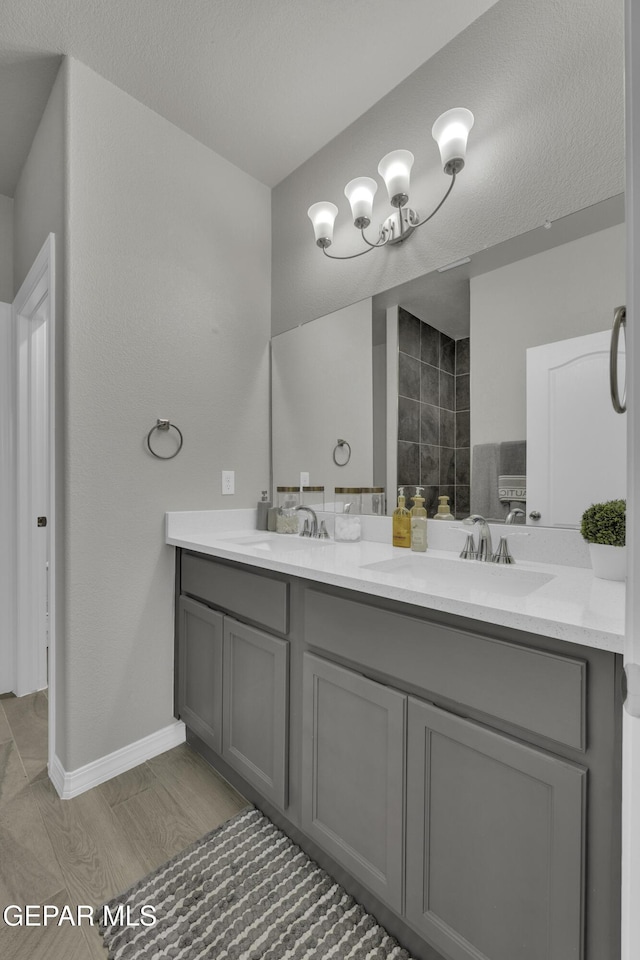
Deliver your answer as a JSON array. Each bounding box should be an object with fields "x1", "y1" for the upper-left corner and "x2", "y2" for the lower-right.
[
  {"x1": 410, "y1": 486, "x2": 428, "y2": 552},
  {"x1": 433, "y1": 495, "x2": 455, "y2": 520},
  {"x1": 256, "y1": 490, "x2": 271, "y2": 531},
  {"x1": 392, "y1": 487, "x2": 412, "y2": 548}
]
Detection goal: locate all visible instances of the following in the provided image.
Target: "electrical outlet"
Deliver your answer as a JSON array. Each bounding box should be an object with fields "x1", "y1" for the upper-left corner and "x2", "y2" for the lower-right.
[
  {"x1": 221, "y1": 470, "x2": 235, "y2": 495},
  {"x1": 300, "y1": 471, "x2": 310, "y2": 487}
]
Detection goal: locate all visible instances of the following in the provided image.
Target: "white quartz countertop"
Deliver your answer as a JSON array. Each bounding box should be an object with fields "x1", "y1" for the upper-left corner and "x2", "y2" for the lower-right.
[{"x1": 166, "y1": 510, "x2": 625, "y2": 654}]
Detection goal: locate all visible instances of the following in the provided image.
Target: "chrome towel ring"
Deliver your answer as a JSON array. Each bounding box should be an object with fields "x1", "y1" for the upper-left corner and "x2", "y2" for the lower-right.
[
  {"x1": 147, "y1": 419, "x2": 184, "y2": 459},
  {"x1": 333, "y1": 438, "x2": 352, "y2": 466}
]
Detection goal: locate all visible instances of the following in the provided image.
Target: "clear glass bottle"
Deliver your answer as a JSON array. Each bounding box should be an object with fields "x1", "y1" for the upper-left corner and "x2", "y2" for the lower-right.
[
  {"x1": 276, "y1": 486, "x2": 300, "y2": 534},
  {"x1": 302, "y1": 486, "x2": 325, "y2": 512},
  {"x1": 334, "y1": 487, "x2": 362, "y2": 542},
  {"x1": 360, "y1": 487, "x2": 386, "y2": 516},
  {"x1": 334, "y1": 487, "x2": 361, "y2": 514}
]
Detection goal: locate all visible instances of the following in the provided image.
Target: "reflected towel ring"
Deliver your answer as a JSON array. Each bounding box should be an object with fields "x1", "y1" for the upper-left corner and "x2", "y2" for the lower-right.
[
  {"x1": 333, "y1": 438, "x2": 352, "y2": 466},
  {"x1": 147, "y1": 419, "x2": 184, "y2": 459}
]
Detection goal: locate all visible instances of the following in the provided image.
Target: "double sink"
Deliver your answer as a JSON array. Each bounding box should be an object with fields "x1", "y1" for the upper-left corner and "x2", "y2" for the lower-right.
[{"x1": 224, "y1": 533, "x2": 554, "y2": 600}]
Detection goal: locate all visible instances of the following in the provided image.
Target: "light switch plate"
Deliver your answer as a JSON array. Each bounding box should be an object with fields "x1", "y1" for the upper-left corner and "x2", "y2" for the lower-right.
[
  {"x1": 222, "y1": 470, "x2": 235, "y2": 495},
  {"x1": 300, "y1": 472, "x2": 310, "y2": 487}
]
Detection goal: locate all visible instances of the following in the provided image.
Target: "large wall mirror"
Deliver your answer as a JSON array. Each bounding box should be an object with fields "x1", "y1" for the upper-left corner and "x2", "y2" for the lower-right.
[{"x1": 271, "y1": 194, "x2": 626, "y2": 528}]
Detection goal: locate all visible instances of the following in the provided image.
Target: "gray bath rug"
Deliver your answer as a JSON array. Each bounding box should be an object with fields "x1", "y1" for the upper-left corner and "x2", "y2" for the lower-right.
[{"x1": 99, "y1": 806, "x2": 414, "y2": 960}]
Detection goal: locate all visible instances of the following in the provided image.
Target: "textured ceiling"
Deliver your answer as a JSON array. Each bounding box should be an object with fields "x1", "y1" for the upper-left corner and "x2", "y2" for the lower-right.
[{"x1": 0, "y1": 0, "x2": 498, "y2": 194}]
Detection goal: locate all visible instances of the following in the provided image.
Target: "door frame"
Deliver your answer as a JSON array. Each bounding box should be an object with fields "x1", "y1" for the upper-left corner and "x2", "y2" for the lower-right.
[
  {"x1": 13, "y1": 235, "x2": 56, "y2": 761},
  {"x1": 623, "y1": 2, "x2": 640, "y2": 957},
  {"x1": 0, "y1": 301, "x2": 15, "y2": 694}
]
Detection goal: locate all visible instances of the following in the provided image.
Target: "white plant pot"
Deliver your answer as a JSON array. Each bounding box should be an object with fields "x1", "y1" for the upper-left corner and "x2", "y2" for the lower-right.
[{"x1": 588, "y1": 543, "x2": 627, "y2": 581}]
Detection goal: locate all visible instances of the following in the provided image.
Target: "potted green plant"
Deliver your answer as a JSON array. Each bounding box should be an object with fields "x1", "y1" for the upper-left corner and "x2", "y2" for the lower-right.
[{"x1": 580, "y1": 499, "x2": 626, "y2": 581}]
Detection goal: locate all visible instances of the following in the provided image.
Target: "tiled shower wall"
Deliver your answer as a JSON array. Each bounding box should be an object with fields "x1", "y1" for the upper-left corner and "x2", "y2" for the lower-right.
[{"x1": 397, "y1": 307, "x2": 470, "y2": 519}]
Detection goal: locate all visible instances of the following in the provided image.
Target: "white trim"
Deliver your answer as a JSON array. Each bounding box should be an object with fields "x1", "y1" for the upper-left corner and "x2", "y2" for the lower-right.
[
  {"x1": 12, "y1": 236, "x2": 57, "y2": 774},
  {"x1": 48, "y1": 720, "x2": 187, "y2": 800},
  {"x1": 622, "y1": 1, "x2": 640, "y2": 955},
  {"x1": 385, "y1": 305, "x2": 398, "y2": 514},
  {"x1": 0, "y1": 302, "x2": 15, "y2": 694},
  {"x1": 13, "y1": 235, "x2": 55, "y2": 692}
]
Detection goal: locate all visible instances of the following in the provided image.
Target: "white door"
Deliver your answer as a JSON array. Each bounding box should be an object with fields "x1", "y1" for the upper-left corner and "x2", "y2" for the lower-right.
[
  {"x1": 14, "y1": 237, "x2": 55, "y2": 697},
  {"x1": 526, "y1": 330, "x2": 626, "y2": 528}
]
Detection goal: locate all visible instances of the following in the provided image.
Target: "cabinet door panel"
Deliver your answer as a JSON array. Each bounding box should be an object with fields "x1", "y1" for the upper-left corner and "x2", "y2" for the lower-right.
[
  {"x1": 177, "y1": 596, "x2": 223, "y2": 753},
  {"x1": 222, "y1": 618, "x2": 289, "y2": 809},
  {"x1": 406, "y1": 697, "x2": 586, "y2": 960},
  {"x1": 301, "y1": 653, "x2": 405, "y2": 912}
]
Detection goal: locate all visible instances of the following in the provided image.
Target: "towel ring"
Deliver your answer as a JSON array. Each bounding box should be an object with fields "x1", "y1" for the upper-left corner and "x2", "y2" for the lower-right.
[
  {"x1": 333, "y1": 438, "x2": 351, "y2": 466},
  {"x1": 147, "y1": 419, "x2": 184, "y2": 460}
]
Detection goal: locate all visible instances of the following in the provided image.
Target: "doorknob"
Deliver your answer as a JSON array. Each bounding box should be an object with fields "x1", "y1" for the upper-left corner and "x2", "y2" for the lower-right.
[{"x1": 529, "y1": 511, "x2": 541, "y2": 521}]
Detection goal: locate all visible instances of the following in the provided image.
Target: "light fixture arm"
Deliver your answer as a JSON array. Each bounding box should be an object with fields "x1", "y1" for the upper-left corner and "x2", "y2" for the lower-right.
[
  {"x1": 412, "y1": 171, "x2": 457, "y2": 228},
  {"x1": 360, "y1": 226, "x2": 392, "y2": 249},
  {"x1": 322, "y1": 240, "x2": 378, "y2": 261},
  {"x1": 322, "y1": 226, "x2": 392, "y2": 259}
]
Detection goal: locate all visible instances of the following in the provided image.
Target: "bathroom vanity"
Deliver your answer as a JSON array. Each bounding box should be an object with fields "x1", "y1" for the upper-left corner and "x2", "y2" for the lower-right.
[{"x1": 168, "y1": 513, "x2": 623, "y2": 960}]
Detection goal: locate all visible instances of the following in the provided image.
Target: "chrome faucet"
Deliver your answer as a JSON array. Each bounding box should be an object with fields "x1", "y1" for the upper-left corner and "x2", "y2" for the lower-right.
[
  {"x1": 505, "y1": 508, "x2": 525, "y2": 525},
  {"x1": 295, "y1": 505, "x2": 318, "y2": 538},
  {"x1": 463, "y1": 515, "x2": 493, "y2": 561}
]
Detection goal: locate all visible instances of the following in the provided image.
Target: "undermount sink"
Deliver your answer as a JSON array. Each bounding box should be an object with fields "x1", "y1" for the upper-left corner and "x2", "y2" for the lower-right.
[
  {"x1": 361, "y1": 554, "x2": 554, "y2": 599},
  {"x1": 226, "y1": 534, "x2": 332, "y2": 553}
]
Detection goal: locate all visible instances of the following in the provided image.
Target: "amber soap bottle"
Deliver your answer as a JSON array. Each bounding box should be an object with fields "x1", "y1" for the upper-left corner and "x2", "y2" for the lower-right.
[{"x1": 392, "y1": 486, "x2": 411, "y2": 548}]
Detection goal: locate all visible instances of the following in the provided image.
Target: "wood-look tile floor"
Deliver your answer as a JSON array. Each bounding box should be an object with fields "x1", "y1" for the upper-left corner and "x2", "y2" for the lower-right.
[{"x1": 0, "y1": 693, "x2": 249, "y2": 959}]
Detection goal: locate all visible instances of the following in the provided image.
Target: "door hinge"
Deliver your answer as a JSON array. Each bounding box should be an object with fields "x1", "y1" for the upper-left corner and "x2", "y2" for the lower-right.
[{"x1": 37, "y1": 516, "x2": 47, "y2": 527}]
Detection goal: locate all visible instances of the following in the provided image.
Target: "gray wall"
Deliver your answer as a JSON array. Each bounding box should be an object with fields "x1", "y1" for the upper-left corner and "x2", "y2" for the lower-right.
[
  {"x1": 470, "y1": 223, "x2": 626, "y2": 446},
  {"x1": 271, "y1": 0, "x2": 624, "y2": 336},
  {"x1": 271, "y1": 299, "x2": 374, "y2": 497},
  {"x1": 0, "y1": 195, "x2": 13, "y2": 301},
  {"x1": 60, "y1": 59, "x2": 271, "y2": 771},
  {"x1": 14, "y1": 57, "x2": 272, "y2": 773}
]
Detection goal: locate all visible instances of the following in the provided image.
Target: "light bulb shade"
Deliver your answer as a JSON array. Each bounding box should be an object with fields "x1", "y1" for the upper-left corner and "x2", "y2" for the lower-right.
[
  {"x1": 377, "y1": 150, "x2": 414, "y2": 206},
  {"x1": 344, "y1": 177, "x2": 378, "y2": 228},
  {"x1": 307, "y1": 202, "x2": 339, "y2": 247},
  {"x1": 432, "y1": 107, "x2": 474, "y2": 175}
]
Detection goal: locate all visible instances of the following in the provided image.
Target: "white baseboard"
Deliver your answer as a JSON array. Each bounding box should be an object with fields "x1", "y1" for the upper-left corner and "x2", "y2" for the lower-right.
[{"x1": 48, "y1": 720, "x2": 186, "y2": 800}]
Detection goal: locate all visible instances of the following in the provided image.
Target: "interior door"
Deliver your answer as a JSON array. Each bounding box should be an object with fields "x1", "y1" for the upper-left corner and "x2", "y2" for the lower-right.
[
  {"x1": 15, "y1": 261, "x2": 51, "y2": 695},
  {"x1": 526, "y1": 329, "x2": 626, "y2": 527}
]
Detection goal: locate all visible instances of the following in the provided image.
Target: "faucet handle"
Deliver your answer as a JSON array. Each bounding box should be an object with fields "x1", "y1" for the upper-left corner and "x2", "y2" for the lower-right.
[
  {"x1": 492, "y1": 531, "x2": 529, "y2": 564},
  {"x1": 449, "y1": 526, "x2": 477, "y2": 560},
  {"x1": 318, "y1": 520, "x2": 330, "y2": 539}
]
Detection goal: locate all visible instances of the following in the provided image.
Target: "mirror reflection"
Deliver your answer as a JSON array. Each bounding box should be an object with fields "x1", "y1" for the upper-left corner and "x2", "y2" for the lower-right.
[{"x1": 271, "y1": 195, "x2": 626, "y2": 528}]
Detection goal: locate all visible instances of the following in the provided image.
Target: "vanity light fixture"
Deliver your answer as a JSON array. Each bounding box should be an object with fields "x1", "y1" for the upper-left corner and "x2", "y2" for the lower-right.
[{"x1": 307, "y1": 108, "x2": 474, "y2": 260}]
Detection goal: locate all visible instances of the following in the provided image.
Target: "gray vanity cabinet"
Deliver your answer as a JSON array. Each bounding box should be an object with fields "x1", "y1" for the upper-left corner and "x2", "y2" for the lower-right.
[
  {"x1": 406, "y1": 696, "x2": 586, "y2": 960},
  {"x1": 176, "y1": 552, "x2": 620, "y2": 960},
  {"x1": 222, "y1": 618, "x2": 289, "y2": 810},
  {"x1": 177, "y1": 596, "x2": 224, "y2": 753},
  {"x1": 301, "y1": 653, "x2": 406, "y2": 913}
]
